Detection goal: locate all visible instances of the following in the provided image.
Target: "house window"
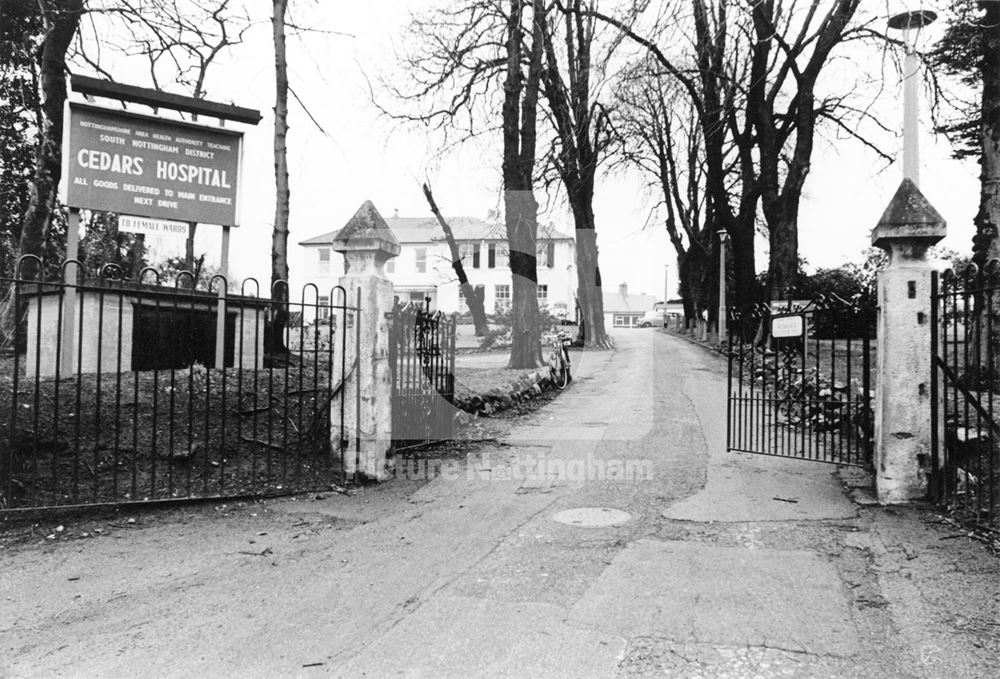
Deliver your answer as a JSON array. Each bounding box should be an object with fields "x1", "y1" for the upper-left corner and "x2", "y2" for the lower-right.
[
  {"x1": 613, "y1": 314, "x2": 642, "y2": 328},
  {"x1": 458, "y1": 285, "x2": 466, "y2": 301},
  {"x1": 472, "y1": 243, "x2": 481, "y2": 268},
  {"x1": 496, "y1": 247, "x2": 508, "y2": 269},
  {"x1": 415, "y1": 248, "x2": 427, "y2": 273},
  {"x1": 318, "y1": 247, "x2": 331, "y2": 274},
  {"x1": 317, "y1": 295, "x2": 331, "y2": 319},
  {"x1": 488, "y1": 244, "x2": 496, "y2": 268},
  {"x1": 495, "y1": 284, "x2": 510, "y2": 303},
  {"x1": 537, "y1": 284, "x2": 548, "y2": 302},
  {"x1": 546, "y1": 242, "x2": 555, "y2": 268}
]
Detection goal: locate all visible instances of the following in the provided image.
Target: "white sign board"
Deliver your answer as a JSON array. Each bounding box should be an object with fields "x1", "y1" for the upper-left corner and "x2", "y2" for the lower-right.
[
  {"x1": 772, "y1": 314, "x2": 805, "y2": 339},
  {"x1": 118, "y1": 214, "x2": 188, "y2": 238}
]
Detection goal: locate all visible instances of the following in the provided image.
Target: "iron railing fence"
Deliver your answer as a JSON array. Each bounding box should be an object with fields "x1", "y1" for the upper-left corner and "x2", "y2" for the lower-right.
[
  {"x1": 931, "y1": 264, "x2": 1000, "y2": 531},
  {"x1": 1, "y1": 257, "x2": 361, "y2": 513},
  {"x1": 727, "y1": 295, "x2": 874, "y2": 467},
  {"x1": 389, "y1": 300, "x2": 457, "y2": 452}
]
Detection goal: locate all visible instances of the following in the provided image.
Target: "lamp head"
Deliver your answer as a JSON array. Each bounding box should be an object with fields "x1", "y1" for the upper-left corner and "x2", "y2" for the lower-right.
[
  {"x1": 887, "y1": 9, "x2": 937, "y2": 31},
  {"x1": 888, "y1": 9, "x2": 937, "y2": 51}
]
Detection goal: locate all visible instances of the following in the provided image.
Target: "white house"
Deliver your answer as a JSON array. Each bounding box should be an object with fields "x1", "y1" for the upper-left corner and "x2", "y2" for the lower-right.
[
  {"x1": 602, "y1": 282, "x2": 659, "y2": 328},
  {"x1": 299, "y1": 211, "x2": 577, "y2": 317}
]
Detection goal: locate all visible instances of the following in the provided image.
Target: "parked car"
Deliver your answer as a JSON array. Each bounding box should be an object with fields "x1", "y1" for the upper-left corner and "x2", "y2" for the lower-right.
[{"x1": 638, "y1": 302, "x2": 666, "y2": 328}]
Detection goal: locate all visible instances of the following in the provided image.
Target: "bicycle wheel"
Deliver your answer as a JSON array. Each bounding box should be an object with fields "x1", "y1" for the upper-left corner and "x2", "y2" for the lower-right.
[{"x1": 553, "y1": 355, "x2": 570, "y2": 389}]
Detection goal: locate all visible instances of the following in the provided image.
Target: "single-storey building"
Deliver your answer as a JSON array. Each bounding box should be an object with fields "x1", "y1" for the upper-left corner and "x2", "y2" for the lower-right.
[{"x1": 602, "y1": 283, "x2": 658, "y2": 329}]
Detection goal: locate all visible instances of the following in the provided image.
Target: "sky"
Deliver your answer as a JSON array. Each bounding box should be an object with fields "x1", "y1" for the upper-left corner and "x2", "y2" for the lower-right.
[{"x1": 75, "y1": 0, "x2": 978, "y2": 301}]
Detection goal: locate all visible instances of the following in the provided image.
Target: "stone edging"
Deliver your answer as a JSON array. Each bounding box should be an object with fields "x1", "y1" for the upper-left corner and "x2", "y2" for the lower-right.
[
  {"x1": 660, "y1": 328, "x2": 727, "y2": 357},
  {"x1": 454, "y1": 367, "x2": 556, "y2": 417}
]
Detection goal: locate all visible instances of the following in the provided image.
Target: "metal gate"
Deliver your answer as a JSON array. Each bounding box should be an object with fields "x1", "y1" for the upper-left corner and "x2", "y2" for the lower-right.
[
  {"x1": 389, "y1": 301, "x2": 457, "y2": 451},
  {"x1": 726, "y1": 296, "x2": 874, "y2": 466},
  {"x1": 930, "y1": 265, "x2": 1000, "y2": 529}
]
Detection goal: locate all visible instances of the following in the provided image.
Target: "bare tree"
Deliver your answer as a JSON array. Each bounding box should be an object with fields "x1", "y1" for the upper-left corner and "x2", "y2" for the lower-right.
[
  {"x1": 539, "y1": 0, "x2": 614, "y2": 348},
  {"x1": 2, "y1": 0, "x2": 251, "y2": 331},
  {"x1": 269, "y1": 0, "x2": 291, "y2": 356},
  {"x1": 613, "y1": 62, "x2": 715, "y2": 324},
  {"x1": 588, "y1": 0, "x2": 880, "y2": 313},
  {"x1": 74, "y1": 0, "x2": 251, "y2": 282},
  {"x1": 422, "y1": 183, "x2": 489, "y2": 335},
  {"x1": 14, "y1": 0, "x2": 84, "y2": 282},
  {"x1": 502, "y1": 0, "x2": 546, "y2": 367},
  {"x1": 747, "y1": 0, "x2": 865, "y2": 298},
  {"x1": 587, "y1": 1, "x2": 757, "y2": 316},
  {"x1": 75, "y1": 0, "x2": 250, "y2": 100},
  {"x1": 388, "y1": 0, "x2": 544, "y2": 368}
]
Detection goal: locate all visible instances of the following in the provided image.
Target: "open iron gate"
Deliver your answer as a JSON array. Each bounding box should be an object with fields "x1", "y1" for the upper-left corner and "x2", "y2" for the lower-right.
[
  {"x1": 389, "y1": 301, "x2": 457, "y2": 452},
  {"x1": 726, "y1": 296, "x2": 874, "y2": 466},
  {"x1": 930, "y1": 266, "x2": 1000, "y2": 528}
]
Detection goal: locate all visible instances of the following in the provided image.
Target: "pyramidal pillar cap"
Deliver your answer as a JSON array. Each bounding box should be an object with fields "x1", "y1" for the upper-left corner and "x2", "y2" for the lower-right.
[
  {"x1": 871, "y1": 178, "x2": 946, "y2": 249},
  {"x1": 331, "y1": 200, "x2": 401, "y2": 258}
]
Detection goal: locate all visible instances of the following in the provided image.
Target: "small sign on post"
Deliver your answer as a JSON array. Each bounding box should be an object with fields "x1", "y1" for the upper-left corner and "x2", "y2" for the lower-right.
[
  {"x1": 118, "y1": 215, "x2": 189, "y2": 238},
  {"x1": 772, "y1": 314, "x2": 805, "y2": 339}
]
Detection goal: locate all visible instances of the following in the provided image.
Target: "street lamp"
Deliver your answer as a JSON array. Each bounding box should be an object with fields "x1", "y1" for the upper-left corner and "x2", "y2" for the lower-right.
[
  {"x1": 718, "y1": 229, "x2": 729, "y2": 347},
  {"x1": 888, "y1": 8, "x2": 937, "y2": 186}
]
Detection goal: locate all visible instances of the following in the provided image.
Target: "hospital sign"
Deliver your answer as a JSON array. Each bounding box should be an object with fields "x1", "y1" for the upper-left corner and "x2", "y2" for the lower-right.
[{"x1": 62, "y1": 102, "x2": 243, "y2": 226}]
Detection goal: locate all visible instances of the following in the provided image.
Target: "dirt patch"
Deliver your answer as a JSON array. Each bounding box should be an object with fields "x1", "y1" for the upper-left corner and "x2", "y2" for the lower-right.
[{"x1": 1, "y1": 356, "x2": 347, "y2": 511}]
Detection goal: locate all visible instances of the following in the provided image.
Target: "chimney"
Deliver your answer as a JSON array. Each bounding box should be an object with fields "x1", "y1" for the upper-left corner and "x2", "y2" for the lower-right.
[
  {"x1": 393, "y1": 208, "x2": 399, "y2": 218},
  {"x1": 619, "y1": 282, "x2": 628, "y2": 297}
]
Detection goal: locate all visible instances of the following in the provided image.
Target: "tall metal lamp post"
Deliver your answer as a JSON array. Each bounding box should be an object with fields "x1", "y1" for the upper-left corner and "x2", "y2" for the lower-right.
[
  {"x1": 888, "y1": 8, "x2": 937, "y2": 186},
  {"x1": 718, "y1": 229, "x2": 729, "y2": 347}
]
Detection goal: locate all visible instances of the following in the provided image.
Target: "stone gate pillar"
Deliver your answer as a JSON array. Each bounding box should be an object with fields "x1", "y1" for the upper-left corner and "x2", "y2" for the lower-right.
[
  {"x1": 331, "y1": 200, "x2": 400, "y2": 482},
  {"x1": 872, "y1": 179, "x2": 946, "y2": 503}
]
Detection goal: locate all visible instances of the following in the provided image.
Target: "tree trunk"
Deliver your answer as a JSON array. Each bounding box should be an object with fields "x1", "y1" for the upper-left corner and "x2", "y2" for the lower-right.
[
  {"x1": 500, "y1": 0, "x2": 544, "y2": 369},
  {"x1": 505, "y1": 189, "x2": 543, "y2": 367},
  {"x1": 728, "y1": 219, "x2": 757, "y2": 315},
  {"x1": 15, "y1": 0, "x2": 82, "y2": 280},
  {"x1": 982, "y1": 1, "x2": 1000, "y2": 505},
  {"x1": 269, "y1": 0, "x2": 290, "y2": 356},
  {"x1": 573, "y1": 224, "x2": 605, "y2": 346},
  {"x1": 570, "y1": 203, "x2": 612, "y2": 348},
  {"x1": 972, "y1": 3, "x2": 1000, "y2": 394},
  {"x1": 676, "y1": 251, "x2": 696, "y2": 322},
  {"x1": 685, "y1": 243, "x2": 713, "y2": 321},
  {"x1": 767, "y1": 213, "x2": 798, "y2": 301},
  {"x1": 537, "y1": 4, "x2": 610, "y2": 350},
  {"x1": 422, "y1": 183, "x2": 488, "y2": 335},
  {"x1": 975, "y1": 2, "x2": 1000, "y2": 268}
]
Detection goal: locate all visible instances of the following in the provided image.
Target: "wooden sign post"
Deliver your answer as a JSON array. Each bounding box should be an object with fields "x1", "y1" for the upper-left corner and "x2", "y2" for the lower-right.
[{"x1": 59, "y1": 76, "x2": 260, "y2": 373}]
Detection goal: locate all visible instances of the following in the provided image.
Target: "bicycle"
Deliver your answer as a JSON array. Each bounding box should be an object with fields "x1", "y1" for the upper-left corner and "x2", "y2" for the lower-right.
[{"x1": 548, "y1": 330, "x2": 572, "y2": 389}]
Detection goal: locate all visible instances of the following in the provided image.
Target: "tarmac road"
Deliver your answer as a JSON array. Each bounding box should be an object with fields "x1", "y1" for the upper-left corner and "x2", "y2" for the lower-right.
[{"x1": 2, "y1": 329, "x2": 999, "y2": 678}]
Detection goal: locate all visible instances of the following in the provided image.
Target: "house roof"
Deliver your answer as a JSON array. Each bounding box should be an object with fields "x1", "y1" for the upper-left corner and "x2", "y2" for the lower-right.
[
  {"x1": 603, "y1": 290, "x2": 659, "y2": 314},
  {"x1": 300, "y1": 215, "x2": 574, "y2": 246}
]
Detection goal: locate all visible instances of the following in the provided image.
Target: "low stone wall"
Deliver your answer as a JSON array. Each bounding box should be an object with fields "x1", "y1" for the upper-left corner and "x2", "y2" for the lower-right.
[{"x1": 454, "y1": 367, "x2": 555, "y2": 417}]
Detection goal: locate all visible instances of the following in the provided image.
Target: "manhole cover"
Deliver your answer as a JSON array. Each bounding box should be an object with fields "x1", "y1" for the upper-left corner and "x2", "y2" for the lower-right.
[{"x1": 552, "y1": 507, "x2": 632, "y2": 527}]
